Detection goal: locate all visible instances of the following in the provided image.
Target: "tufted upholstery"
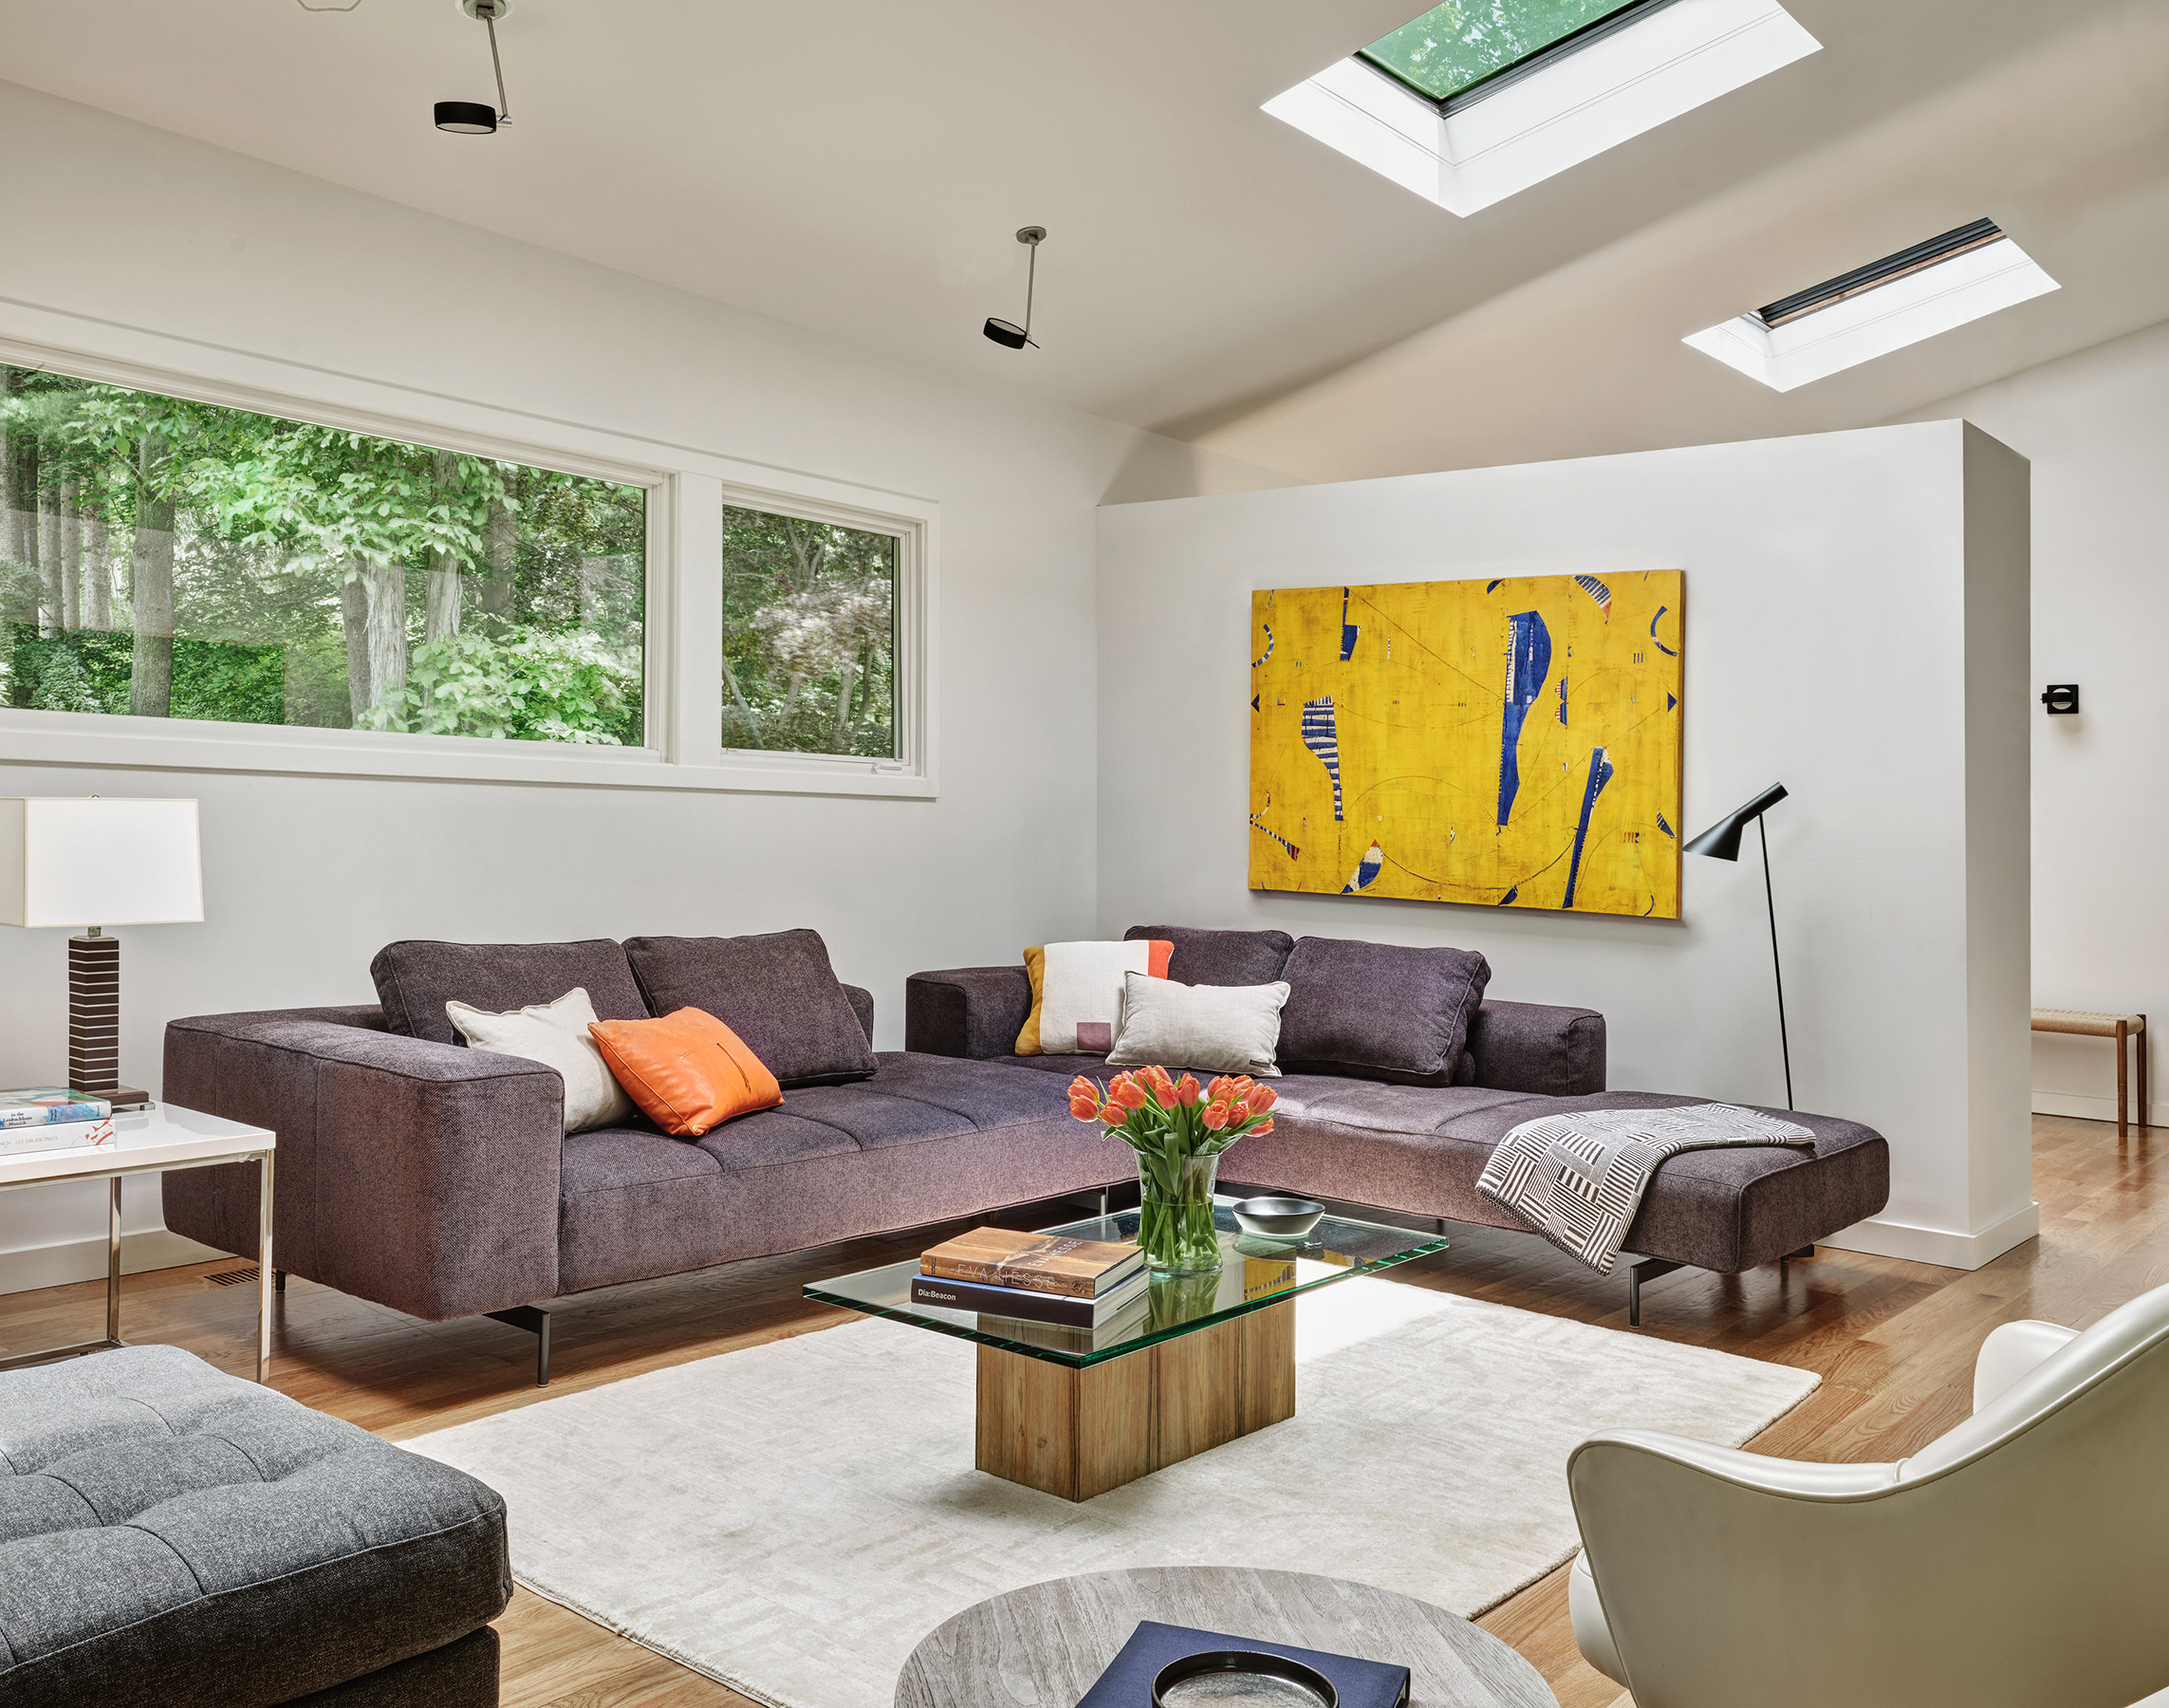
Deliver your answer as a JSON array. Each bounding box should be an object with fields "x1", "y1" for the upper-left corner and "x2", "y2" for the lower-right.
[{"x1": 0, "y1": 1346, "x2": 510, "y2": 1708}]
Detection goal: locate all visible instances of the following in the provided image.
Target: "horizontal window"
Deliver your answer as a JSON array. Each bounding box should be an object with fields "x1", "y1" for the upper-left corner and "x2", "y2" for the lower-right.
[{"x1": 0, "y1": 363, "x2": 646, "y2": 746}]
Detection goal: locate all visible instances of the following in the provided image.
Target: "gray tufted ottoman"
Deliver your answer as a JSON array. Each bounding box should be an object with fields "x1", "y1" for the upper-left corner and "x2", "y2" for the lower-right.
[{"x1": 0, "y1": 1345, "x2": 510, "y2": 1707}]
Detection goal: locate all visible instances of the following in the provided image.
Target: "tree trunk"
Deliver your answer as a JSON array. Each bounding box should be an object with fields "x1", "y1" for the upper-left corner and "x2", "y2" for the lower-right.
[
  {"x1": 362, "y1": 554, "x2": 407, "y2": 722},
  {"x1": 476, "y1": 479, "x2": 515, "y2": 622},
  {"x1": 83, "y1": 514, "x2": 112, "y2": 631},
  {"x1": 834, "y1": 656, "x2": 857, "y2": 745},
  {"x1": 129, "y1": 442, "x2": 176, "y2": 717},
  {"x1": 38, "y1": 482, "x2": 62, "y2": 638},
  {"x1": 721, "y1": 654, "x2": 762, "y2": 749},
  {"x1": 340, "y1": 569, "x2": 372, "y2": 725},
  {"x1": 1, "y1": 369, "x2": 29, "y2": 585},
  {"x1": 577, "y1": 556, "x2": 601, "y2": 627},
  {"x1": 424, "y1": 452, "x2": 462, "y2": 643},
  {"x1": 58, "y1": 480, "x2": 81, "y2": 632}
]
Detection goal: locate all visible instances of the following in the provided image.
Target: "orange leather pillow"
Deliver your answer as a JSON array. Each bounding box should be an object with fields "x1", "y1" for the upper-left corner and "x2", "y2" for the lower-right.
[{"x1": 587, "y1": 1008, "x2": 783, "y2": 1137}]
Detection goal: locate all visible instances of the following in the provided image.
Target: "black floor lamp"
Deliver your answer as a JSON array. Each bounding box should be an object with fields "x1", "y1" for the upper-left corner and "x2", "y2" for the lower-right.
[{"x1": 1685, "y1": 783, "x2": 1792, "y2": 1110}]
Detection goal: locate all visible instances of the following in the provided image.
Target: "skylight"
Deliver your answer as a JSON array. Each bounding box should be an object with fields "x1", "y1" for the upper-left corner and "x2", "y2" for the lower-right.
[
  {"x1": 1682, "y1": 220, "x2": 2061, "y2": 392},
  {"x1": 1264, "y1": 0, "x2": 1819, "y2": 216},
  {"x1": 1361, "y1": 0, "x2": 1655, "y2": 106}
]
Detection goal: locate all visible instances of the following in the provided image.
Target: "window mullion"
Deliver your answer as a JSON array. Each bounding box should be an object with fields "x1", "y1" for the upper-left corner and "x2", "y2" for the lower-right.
[{"x1": 667, "y1": 473, "x2": 726, "y2": 770}]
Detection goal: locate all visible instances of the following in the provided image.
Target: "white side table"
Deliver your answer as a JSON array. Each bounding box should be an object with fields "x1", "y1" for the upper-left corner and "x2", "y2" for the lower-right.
[{"x1": 0, "y1": 1102, "x2": 275, "y2": 1383}]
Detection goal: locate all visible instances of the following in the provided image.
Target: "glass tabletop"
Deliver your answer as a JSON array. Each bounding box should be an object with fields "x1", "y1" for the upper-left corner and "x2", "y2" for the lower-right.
[{"x1": 803, "y1": 1197, "x2": 1448, "y2": 1368}]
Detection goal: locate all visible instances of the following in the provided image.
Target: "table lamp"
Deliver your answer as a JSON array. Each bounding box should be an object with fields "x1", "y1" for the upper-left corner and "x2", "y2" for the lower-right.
[{"x1": 0, "y1": 797, "x2": 203, "y2": 1108}]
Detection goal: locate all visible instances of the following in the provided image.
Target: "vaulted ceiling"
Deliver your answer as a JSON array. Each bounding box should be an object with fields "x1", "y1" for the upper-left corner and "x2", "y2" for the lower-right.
[{"x1": 2, "y1": 0, "x2": 2164, "y2": 479}]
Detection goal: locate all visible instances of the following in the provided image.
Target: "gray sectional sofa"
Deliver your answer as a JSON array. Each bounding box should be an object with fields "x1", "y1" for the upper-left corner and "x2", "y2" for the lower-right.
[{"x1": 161, "y1": 924, "x2": 1889, "y2": 1384}]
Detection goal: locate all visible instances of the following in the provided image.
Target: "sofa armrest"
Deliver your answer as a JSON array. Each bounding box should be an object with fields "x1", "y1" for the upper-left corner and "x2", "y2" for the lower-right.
[
  {"x1": 161, "y1": 1009, "x2": 563, "y2": 1321},
  {"x1": 842, "y1": 983, "x2": 874, "y2": 1046},
  {"x1": 1466, "y1": 1000, "x2": 1605, "y2": 1096},
  {"x1": 904, "y1": 965, "x2": 1030, "y2": 1058}
]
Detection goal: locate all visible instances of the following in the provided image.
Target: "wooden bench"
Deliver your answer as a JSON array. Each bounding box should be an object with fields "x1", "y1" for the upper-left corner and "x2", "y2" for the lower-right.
[{"x1": 2032, "y1": 1009, "x2": 2149, "y2": 1135}]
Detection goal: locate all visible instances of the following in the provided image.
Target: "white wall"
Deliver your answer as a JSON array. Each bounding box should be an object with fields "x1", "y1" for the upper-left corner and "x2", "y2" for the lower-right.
[
  {"x1": 1097, "y1": 421, "x2": 2035, "y2": 1270},
  {"x1": 1896, "y1": 318, "x2": 2169, "y2": 1126},
  {"x1": 0, "y1": 83, "x2": 1285, "y2": 1291}
]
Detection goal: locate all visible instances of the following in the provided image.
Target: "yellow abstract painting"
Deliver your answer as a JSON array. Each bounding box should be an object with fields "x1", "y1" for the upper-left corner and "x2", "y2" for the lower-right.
[{"x1": 1249, "y1": 573, "x2": 1683, "y2": 919}]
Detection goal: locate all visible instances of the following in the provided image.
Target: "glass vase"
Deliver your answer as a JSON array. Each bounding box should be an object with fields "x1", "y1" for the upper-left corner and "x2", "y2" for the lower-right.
[{"x1": 1135, "y1": 1150, "x2": 1223, "y2": 1276}]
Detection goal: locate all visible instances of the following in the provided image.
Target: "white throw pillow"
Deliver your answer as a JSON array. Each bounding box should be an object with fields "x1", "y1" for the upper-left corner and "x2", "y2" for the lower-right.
[
  {"x1": 1020, "y1": 938, "x2": 1169, "y2": 1054},
  {"x1": 445, "y1": 986, "x2": 637, "y2": 1135},
  {"x1": 1104, "y1": 974, "x2": 1290, "y2": 1078}
]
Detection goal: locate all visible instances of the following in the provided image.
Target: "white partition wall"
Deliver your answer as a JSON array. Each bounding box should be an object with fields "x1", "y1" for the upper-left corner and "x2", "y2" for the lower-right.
[{"x1": 1097, "y1": 420, "x2": 2033, "y2": 1271}]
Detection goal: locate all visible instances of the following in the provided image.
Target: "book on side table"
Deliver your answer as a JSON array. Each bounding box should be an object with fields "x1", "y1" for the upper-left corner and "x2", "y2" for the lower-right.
[
  {"x1": 1078, "y1": 1620, "x2": 1410, "y2": 1708},
  {"x1": 0, "y1": 1088, "x2": 115, "y2": 1158}
]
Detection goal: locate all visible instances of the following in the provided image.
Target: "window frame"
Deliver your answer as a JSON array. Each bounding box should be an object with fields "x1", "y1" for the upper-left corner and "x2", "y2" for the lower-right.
[{"x1": 0, "y1": 316, "x2": 938, "y2": 800}]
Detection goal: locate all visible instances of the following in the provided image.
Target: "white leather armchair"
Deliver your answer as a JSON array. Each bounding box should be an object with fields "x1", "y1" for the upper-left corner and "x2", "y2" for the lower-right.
[{"x1": 1567, "y1": 1284, "x2": 2169, "y2": 1708}]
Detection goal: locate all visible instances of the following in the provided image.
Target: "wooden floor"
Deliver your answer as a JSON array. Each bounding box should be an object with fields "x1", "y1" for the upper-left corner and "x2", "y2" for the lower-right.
[{"x1": 2, "y1": 1111, "x2": 2158, "y2": 1708}]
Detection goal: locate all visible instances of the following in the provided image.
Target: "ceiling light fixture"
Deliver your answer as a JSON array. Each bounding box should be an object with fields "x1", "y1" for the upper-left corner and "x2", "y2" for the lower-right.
[
  {"x1": 983, "y1": 227, "x2": 1047, "y2": 350},
  {"x1": 435, "y1": 0, "x2": 512, "y2": 136}
]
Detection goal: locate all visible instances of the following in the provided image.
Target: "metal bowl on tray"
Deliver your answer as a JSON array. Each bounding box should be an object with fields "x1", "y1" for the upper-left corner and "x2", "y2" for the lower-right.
[{"x1": 1231, "y1": 1197, "x2": 1326, "y2": 1239}]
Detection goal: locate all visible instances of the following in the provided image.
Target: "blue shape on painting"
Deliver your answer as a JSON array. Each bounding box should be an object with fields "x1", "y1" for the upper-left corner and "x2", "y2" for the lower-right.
[
  {"x1": 1495, "y1": 610, "x2": 1551, "y2": 827},
  {"x1": 1340, "y1": 589, "x2": 1360, "y2": 661},
  {"x1": 1666, "y1": 692, "x2": 1677, "y2": 712},
  {"x1": 1649, "y1": 604, "x2": 1678, "y2": 658},
  {"x1": 1555, "y1": 675, "x2": 1567, "y2": 727},
  {"x1": 1497, "y1": 884, "x2": 1519, "y2": 905},
  {"x1": 1302, "y1": 696, "x2": 1344, "y2": 822},
  {"x1": 1486, "y1": 579, "x2": 1504, "y2": 593},
  {"x1": 1657, "y1": 811, "x2": 1675, "y2": 839},
  {"x1": 1575, "y1": 575, "x2": 1612, "y2": 615},
  {"x1": 1252, "y1": 624, "x2": 1274, "y2": 669},
  {"x1": 1344, "y1": 841, "x2": 1384, "y2": 893},
  {"x1": 1561, "y1": 746, "x2": 1615, "y2": 909}
]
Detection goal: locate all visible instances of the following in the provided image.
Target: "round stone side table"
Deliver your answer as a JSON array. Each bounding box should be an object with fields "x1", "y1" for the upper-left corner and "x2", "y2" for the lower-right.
[{"x1": 895, "y1": 1566, "x2": 1559, "y2": 1707}]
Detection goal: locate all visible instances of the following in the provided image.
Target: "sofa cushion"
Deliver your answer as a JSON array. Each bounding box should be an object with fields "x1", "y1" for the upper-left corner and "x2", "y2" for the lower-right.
[
  {"x1": 0, "y1": 1345, "x2": 509, "y2": 1708},
  {"x1": 1278, "y1": 936, "x2": 1492, "y2": 1086},
  {"x1": 622, "y1": 929, "x2": 878, "y2": 1088},
  {"x1": 371, "y1": 938, "x2": 649, "y2": 1047},
  {"x1": 590, "y1": 1008, "x2": 785, "y2": 1136},
  {"x1": 1123, "y1": 925, "x2": 1295, "y2": 987}
]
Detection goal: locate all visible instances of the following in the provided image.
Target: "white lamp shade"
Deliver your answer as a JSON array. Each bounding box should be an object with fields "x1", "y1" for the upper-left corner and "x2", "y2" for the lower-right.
[{"x1": 0, "y1": 798, "x2": 204, "y2": 928}]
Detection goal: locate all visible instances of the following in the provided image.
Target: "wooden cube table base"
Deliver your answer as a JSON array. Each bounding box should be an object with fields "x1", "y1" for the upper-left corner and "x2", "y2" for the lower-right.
[{"x1": 974, "y1": 1301, "x2": 1296, "y2": 1501}]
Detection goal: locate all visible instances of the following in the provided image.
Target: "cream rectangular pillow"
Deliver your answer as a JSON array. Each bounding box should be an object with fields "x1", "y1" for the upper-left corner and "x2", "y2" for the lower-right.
[
  {"x1": 1104, "y1": 974, "x2": 1290, "y2": 1077},
  {"x1": 446, "y1": 986, "x2": 638, "y2": 1135}
]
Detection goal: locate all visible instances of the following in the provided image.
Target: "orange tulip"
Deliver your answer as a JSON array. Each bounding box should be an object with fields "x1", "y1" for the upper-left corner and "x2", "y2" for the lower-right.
[
  {"x1": 1206, "y1": 1075, "x2": 1236, "y2": 1101},
  {"x1": 1250, "y1": 1118, "x2": 1274, "y2": 1138},
  {"x1": 1111, "y1": 1080, "x2": 1148, "y2": 1111},
  {"x1": 1201, "y1": 1102, "x2": 1230, "y2": 1131},
  {"x1": 1101, "y1": 1104, "x2": 1127, "y2": 1127},
  {"x1": 1247, "y1": 1085, "x2": 1278, "y2": 1113},
  {"x1": 1069, "y1": 1095, "x2": 1100, "y2": 1121},
  {"x1": 1174, "y1": 1073, "x2": 1200, "y2": 1106},
  {"x1": 1140, "y1": 1065, "x2": 1177, "y2": 1102}
]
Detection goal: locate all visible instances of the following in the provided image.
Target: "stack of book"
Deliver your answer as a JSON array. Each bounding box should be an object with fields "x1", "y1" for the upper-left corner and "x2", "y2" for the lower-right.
[
  {"x1": 911, "y1": 1227, "x2": 1148, "y2": 1328},
  {"x1": 0, "y1": 1088, "x2": 115, "y2": 1160}
]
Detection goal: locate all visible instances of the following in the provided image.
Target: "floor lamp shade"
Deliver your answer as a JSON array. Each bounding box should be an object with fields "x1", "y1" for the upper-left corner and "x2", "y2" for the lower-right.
[{"x1": 0, "y1": 798, "x2": 203, "y2": 1098}]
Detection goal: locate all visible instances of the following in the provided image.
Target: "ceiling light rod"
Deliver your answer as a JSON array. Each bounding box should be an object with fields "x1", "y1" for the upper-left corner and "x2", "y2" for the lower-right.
[
  {"x1": 983, "y1": 227, "x2": 1047, "y2": 350},
  {"x1": 1757, "y1": 217, "x2": 2002, "y2": 327},
  {"x1": 435, "y1": 0, "x2": 512, "y2": 135}
]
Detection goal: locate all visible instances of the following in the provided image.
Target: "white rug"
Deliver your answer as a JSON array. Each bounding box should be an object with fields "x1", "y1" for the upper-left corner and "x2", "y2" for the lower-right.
[{"x1": 408, "y1": 1280, "x2": 1816, "y2": 1708}]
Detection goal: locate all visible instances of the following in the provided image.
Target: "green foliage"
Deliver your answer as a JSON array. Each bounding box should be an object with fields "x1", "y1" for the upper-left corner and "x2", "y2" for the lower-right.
[
  {"x1": 3, "y1": 623, "x2": 282, "y2": 723},
  {"x1": 358, "y1": 629, "x2": 638, "y2": 745},
  {"x1": 1360, "y1": 0, "x2": 1639, "y2": 99},
  {"x1": 719, "y1": 505, "x2": 896, "y2": 759}
]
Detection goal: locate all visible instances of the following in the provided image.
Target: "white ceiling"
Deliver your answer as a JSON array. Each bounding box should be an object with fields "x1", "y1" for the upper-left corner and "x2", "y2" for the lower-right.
[{"x1": 2, "y1": 0, "x2": 2165, "y2": 480}]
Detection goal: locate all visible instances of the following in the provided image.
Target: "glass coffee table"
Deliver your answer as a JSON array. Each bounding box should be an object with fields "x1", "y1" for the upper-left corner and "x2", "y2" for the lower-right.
[{"x1": 806, "y1": 1197, "x2": 1447, "y2": 1502}]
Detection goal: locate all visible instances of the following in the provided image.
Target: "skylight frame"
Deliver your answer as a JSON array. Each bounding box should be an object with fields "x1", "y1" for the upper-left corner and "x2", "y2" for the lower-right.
[
  {"x1": 1683, "y1": 225, "x2": 2061, "y2": 392},
  {"x1": 1263, "y1": 0, "x2": 1821, "y2": 218},
  {"x1": 1358, "y1": 0, "x2": 1690, "y2": 115}
]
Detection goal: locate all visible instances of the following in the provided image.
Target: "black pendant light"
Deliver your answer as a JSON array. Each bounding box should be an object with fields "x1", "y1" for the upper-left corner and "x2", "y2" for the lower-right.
[
  {"x1": 983, "y1": 227, "x2": 1047, "y2": 349},
  {"x1": 435, "y1": 0, "x2": 512, "y2": 135}
]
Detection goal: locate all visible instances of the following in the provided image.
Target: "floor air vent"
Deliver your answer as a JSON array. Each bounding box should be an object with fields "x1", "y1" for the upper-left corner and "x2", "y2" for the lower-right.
[{"x1": 203, "y1": 1266, "x2": 261, "y2": 1288}]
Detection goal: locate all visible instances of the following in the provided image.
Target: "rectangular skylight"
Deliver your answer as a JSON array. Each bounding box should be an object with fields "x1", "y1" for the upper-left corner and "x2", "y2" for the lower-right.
[
  {"x1": 1361, "y1": 0, "x2": 1661, "y2": 107},
  {"x1": 1264, "y1": 0, "x2": 1819, "y2": 217},
  {"x1": 1683, "y1": 221, "x2": 2061, "y2": 391}
]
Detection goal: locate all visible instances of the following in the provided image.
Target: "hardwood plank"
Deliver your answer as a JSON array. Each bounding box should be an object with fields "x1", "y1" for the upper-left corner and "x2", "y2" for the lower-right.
[{"x1": 1, "y1": 1119, "x2": 2158, "y2": 1705}]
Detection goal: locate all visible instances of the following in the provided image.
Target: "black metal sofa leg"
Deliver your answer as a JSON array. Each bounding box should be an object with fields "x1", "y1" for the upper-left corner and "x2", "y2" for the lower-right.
[
  {"x1": 1624, "y1": 1257, "x2": 1685, "y2": 1327},
  {"x1": 485, "y1": 1305, "x2": 552, "y2": 1385}
]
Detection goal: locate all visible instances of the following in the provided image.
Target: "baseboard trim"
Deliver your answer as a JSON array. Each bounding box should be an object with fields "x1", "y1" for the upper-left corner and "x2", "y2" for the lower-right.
[
  {"x1": 1820, "y1": 1201, "x2": 2040, "y2": 1271},
  {"x1": 0, "y1": 1229, "x2": 231, "y2": 1297},
  {"x1": 2032, "y1": 1087, "x2": 2155, "y2": 1126}
]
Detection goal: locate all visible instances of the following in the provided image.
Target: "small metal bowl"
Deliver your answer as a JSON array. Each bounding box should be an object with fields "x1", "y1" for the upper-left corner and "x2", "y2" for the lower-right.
[
  {"x1": 1153, "y1": 1648, "x2": 1338, "y2": 1707},
  {"x1": 1232, "y1": 1196, "x2": 1326, "y2": 1239}
]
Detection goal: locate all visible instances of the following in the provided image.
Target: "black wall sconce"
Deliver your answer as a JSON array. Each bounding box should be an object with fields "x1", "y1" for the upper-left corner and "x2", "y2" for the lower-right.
[{"x1": 2041, "y1": 684, "x2": 2079, "y2": 715}]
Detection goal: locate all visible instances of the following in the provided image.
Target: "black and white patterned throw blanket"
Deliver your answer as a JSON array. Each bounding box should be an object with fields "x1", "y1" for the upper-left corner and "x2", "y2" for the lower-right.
[{"x1": 1476, "y1": 1103, "x2": 1818, "y2": 1274}]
